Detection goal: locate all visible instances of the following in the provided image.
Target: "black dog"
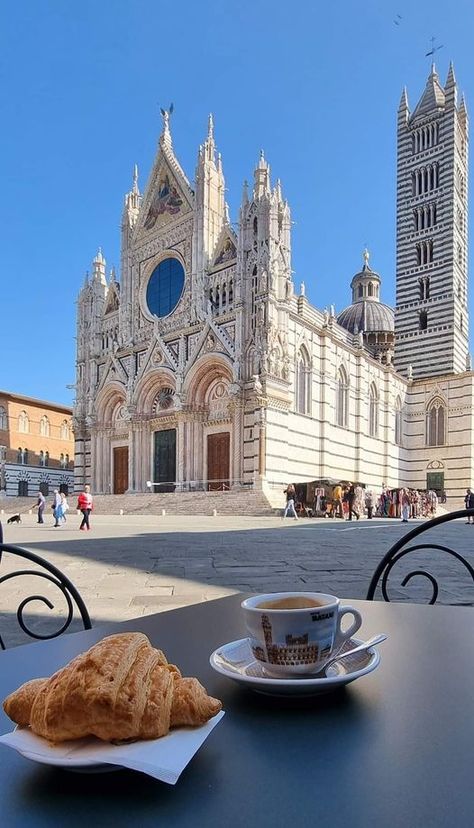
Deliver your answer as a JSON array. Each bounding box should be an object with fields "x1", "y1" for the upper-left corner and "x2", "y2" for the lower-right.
[{"x1": 7, "y1": 514, "x2": 21, "y2": 524}]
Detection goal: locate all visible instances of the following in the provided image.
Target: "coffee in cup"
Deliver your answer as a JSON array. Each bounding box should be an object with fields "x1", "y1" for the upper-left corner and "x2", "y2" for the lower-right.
[{"x1": 241, "y1": 592, "x2": 362, "y2": 677}]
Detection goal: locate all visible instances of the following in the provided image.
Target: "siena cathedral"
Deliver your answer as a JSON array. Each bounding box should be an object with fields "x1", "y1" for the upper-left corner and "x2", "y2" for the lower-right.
[{"x1": 74, "y1": 63, "x2": 474, "y2": 504}]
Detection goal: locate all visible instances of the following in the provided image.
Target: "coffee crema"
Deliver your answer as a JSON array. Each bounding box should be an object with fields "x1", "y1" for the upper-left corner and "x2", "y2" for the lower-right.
[{"x1": 255, "y1": 597, "x2": 326, "y2": 610}]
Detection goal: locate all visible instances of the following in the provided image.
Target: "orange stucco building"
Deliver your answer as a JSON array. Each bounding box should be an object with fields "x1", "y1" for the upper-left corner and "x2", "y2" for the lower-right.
[{"x1": 0, "y1": 390, "x2": 74, "y2": 496}]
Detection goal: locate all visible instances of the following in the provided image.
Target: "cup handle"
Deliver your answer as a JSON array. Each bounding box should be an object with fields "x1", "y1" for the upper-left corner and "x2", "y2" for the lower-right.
[{"x1": 335, "y1": 606, "x2": 362, "y2": 650}]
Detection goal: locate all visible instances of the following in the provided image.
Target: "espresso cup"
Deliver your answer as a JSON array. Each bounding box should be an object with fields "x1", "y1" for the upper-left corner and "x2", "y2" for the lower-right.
[{"x1": 241, "y1": 592, "x2": 362, "y2": 677}]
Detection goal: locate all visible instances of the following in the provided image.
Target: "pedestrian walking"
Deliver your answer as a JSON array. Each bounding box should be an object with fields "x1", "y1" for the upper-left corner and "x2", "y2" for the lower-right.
[
  {"x1": 401, "y1": 488, "x2": 410, "y2": 523},
  {"x1": 346, "y1": 484, "x2": 360, "y2": 521},
  {"x1": 35, "y1": 490, "x2": 45, "y2": 524},
  {"x1": 58, "y1": 492, "x2": 69, "y2": 523},
  {"x1": 464, "y1": 488, "x2": 474, "y2": 524},
  {"x1": 51, "y1": 489, "x2": 61, "y2": 527},
  {"x1": 283, "y1": 483, "x2": 298, "y2": 520},
  {"x1": 332, "y1": 483, "x2": 344, "y2": 519},
  {"x1": 77, "y1": 485, "x2": 93, "y2": 531},
  {"x1": 365, "y1": 490, "x2": 375, "y2": 519}
]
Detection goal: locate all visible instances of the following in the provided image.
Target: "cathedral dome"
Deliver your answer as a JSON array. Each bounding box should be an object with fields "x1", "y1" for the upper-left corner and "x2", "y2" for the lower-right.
[
  {"x1": 337, "y1": 249, "x2": 394, "y2": 336},
  {"x1": 337, "y1": 300, "x2": 394, "y2": 334}
]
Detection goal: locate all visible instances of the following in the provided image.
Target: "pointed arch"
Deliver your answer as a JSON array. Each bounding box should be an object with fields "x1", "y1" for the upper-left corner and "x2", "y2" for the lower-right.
[
  {"x1": 184, "y1": 353, "x2": 233, "y2": 407},
  {"x1": 94, "y1": 380, "x2": 127, "y2": 424},
  {"x1": 18, "y1": 410, "x2": 29, "y2": 434},
  {"x1": 336, "y1": 366, "x2": 349, "y2": 428},
  {"x1": 295, "y1": 345, "x2": 311, "y2": 415},
  {"x1": 132, "y1": 369, "x2": 176, "y2": 416},
  {"x1": 60, "y1": 419, "x2": 71, "y2": 440},
  {"x1": 40, "y1": 415, "x2": 50, "y2": 437},
  {"x1": 426, "y1": 396, "x2": 446, "y2": 446},
  {"x1": 369, "y1": 382, "x2": 379, "y2": 437}
]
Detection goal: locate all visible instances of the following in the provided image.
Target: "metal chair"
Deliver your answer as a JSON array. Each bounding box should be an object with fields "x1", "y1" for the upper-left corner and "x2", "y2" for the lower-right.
[
  {"x1": 0, "y1": 521, "x2": 92, "y2": 649},
  {"x1": 366, "y1": 508, "x2": 474, "y2": 604}
]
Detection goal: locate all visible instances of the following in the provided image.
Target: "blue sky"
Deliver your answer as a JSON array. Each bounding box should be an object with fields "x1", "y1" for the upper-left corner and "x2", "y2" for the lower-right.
[{"x1": 1, "y1": 0, "x2": 473, "y2": 405}]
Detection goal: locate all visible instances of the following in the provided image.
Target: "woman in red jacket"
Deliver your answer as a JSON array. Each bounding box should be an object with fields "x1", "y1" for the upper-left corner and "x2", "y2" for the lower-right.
[{"x1": 77, "y1": 485, "x2": 93, "y2": 531}]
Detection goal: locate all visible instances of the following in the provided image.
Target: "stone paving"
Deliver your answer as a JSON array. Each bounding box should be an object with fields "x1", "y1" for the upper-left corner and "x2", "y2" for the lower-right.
[{"x1": 1, "y1": 512, "x2": 473, "y2": 647}]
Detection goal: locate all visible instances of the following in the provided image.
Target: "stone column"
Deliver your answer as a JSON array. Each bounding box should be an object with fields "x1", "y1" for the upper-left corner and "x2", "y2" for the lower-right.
[
  {"x1": 177, "y1": 415, "x2": 185, "y2": 490},
  {"x1": 90, "y1": 429, "x2": 98, "y2": 493},
  {"x1": 232, "y1": 398, "x2": 244, "y2": 486},
  {"x1": 258, "y1": 407, "x2": 267, "y2": 477}
]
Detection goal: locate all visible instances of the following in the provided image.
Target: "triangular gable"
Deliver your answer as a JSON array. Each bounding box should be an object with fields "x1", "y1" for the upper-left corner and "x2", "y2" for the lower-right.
[
  {"x1": 97, "y1": 354, "x2": 128, "y2": 393},
  {"x1": 135, "y1": 144, "x2": 194, "y2": 239},
  {"x1": 104, "y1": 283, "x2": 120, "y2": 315},
  {"x1": 134, "y1": 329, "x2": 178, "y2": 388},
  {"x1": 211, "y1": 226, "x2": 237, "y2": 269},
  {"x1": 185, "y1": 319, "x2": 235, "y2": 373}
]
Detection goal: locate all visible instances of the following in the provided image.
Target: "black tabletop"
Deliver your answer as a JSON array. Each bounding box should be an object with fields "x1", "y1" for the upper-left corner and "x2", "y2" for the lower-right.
[{"x1": 1, "y1": 595, "x2": 474, "y2": 828}]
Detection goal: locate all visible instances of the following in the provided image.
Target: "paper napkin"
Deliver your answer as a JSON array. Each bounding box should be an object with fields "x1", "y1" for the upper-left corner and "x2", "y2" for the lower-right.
[{"x1": 0, "y1": 711, "x2": 224, "y2": 784}]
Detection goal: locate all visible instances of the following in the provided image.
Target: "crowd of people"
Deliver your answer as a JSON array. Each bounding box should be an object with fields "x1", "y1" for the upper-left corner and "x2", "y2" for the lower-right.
[
  {"x1": 283, "y1": 482, "x2": 441, "y2": 522},
  {"x1": 34, "y1": 485, "x2": 93, "y2": 530}
]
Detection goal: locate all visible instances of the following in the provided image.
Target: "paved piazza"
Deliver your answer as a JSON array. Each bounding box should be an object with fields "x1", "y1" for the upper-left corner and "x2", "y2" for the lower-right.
[{"x1": 1, "y1": 513, "x2": 473, "y2": 647}]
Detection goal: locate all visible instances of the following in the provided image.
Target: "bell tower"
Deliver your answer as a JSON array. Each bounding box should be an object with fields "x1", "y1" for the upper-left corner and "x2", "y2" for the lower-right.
[{"x1": 394, "y1": 63, "x2": 469, "y2": 378}]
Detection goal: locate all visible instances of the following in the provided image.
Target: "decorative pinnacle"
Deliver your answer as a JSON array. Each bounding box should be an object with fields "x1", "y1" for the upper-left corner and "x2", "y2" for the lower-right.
[
  {"x1": 159, "y1": 103, "x2": 173, "y2": 148},
  {"x1": 132, "y1": 164, "x2": 139, "y2": 193},
  {"x1": 208, "y1": 113, "x2": 214, "y2": 140}
]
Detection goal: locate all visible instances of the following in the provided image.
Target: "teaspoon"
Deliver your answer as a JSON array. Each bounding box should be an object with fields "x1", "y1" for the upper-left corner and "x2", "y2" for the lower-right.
[{"x1": 316, "y1": 633, "x2": 387, "y2": 677}]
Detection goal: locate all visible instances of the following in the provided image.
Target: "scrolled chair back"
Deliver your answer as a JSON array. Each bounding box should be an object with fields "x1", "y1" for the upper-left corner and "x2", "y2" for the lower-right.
[
  {"x1": 0, "y1": 521, "x2": 92, "y2": 649},
  {"x1": 366, "y1": 508, "x2": 474, "y2": 604}
]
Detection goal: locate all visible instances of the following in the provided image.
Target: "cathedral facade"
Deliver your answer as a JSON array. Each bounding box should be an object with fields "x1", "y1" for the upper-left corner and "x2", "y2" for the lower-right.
[{"x1": 74, "y1": 65, "x2": 474, "y2": 505}]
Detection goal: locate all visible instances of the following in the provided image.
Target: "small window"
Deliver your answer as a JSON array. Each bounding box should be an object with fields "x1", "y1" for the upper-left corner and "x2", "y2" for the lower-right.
[
  {"x1": 369, "y1": 384, "x2": 379, "y2": 438},
  {"x1": 45, "y1": 451, "x2": 49, "y2": 467},
  {"x1": 40, "y1": 415, "x2": 50, "y2": 437},
  {"x1": 336, "y1": 368, "x2": 349, "y2": 428},
  {"x1": 39, "y1": 450, "x2": 45, "y2": 467},
  {"x1": 296, "y1": 348, "x2": 311, "y2": 415},
  {"x1": 426, "y1": 399, "x2": 446, "y2": 446},
  {"x1": 395, "y1": 398, "x2": 403, "y2": 446},
  {"x1": 358, "y1": 285, "x2": 363, "y2": 298},
  {"x1": 419, "y1": 311, "x2": 428, "y2": 331},
  {"x1": 18, "y1": 411, "x2": 29, "y2": 434},
  {"x1": 0, "y1": 406, "x2": 6, "y2": 430},
  {"x1": 60, "y1": 420, "x2": 70, "y2": 440}
]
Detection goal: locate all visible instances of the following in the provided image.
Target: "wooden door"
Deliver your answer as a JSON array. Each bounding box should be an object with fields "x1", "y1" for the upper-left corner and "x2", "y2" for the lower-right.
[
  {"x1": 207, "y1": 432, "x2": 230, "y2": 491},
  {"x1": 153, "y1": 429, "x2": 176, "y2": 492},
  {"x1": 113, "y1": 446, "x2": 129, "y2": 494}
]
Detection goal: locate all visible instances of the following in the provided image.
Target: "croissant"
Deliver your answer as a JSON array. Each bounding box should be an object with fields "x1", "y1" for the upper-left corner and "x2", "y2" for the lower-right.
[{"x1": 3, "y1": 632, "x2": 222, "y2": 743}]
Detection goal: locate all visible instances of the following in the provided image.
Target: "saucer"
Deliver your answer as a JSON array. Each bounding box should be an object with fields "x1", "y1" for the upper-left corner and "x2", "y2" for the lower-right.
[{"x1": 209, "y1": 637, "x2": 381, "y2": 696}]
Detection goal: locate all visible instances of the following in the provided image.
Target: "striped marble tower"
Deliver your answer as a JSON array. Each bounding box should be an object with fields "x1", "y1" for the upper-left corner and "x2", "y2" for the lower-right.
[{"x1": 394, "y1": 63, "x2": 469, "y2": 378}]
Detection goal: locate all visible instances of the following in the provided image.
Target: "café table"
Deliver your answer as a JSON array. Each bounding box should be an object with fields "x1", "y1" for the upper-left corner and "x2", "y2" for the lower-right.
[{"x1": 1, "y1": 594, "x2": 473, "y2": 828}]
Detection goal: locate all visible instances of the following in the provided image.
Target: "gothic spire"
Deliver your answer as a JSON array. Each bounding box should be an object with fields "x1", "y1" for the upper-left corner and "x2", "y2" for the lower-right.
[
  {"x1": 410, "y1": 65, "x2": 446, "y2": 121},
  {"x1": 132, "y1": 163, "x2": 139, "y2": 194},
  {"x1": 92, "y1": 248, "x2": 107, "y2": 286},
  {"x1": 445, "y1": 61, "x2": 456, "y2": 90},
  {"x1": 254, "y1": 150, "x2": 271, "y2": 198}
]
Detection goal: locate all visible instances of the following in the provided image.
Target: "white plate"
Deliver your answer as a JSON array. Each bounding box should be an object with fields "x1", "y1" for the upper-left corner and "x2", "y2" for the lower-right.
[
  {"x1": 210, "y1": 637, "x2": 381, "y2": 696},
  {"x1": 0, "y1": 712, "x2": 225, "y2": 783}
]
